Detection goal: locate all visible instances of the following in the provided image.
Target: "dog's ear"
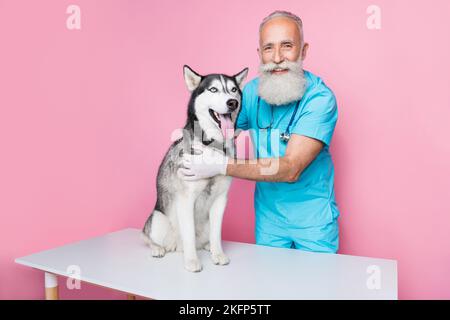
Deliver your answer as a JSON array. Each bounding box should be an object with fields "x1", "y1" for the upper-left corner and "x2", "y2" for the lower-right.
[
  {"x1": 183, "y1": 65, "x2": 202, "y2": 92},
  {"x1": 233, "y1": 67, "x2": 249, "y2": 90}
]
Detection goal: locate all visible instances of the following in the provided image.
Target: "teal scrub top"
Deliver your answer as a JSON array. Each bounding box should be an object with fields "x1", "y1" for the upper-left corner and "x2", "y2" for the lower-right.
[{"x1": 236, "y1": 70, "x2": 340, "y2": 230}]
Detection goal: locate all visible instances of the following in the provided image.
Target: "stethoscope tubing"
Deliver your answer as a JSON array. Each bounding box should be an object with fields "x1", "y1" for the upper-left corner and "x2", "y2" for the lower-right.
[
  {"x1": 256, "y1": 96, "x2": 300, "y2": 141},
  {"x1": 255, "y1": 96, "x2": 301, "y2": 158}
]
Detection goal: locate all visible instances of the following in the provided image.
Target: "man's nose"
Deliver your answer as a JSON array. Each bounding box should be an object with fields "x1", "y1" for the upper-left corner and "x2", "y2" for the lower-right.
[
  {"x1": 273, "y1": 47, "x2": 284, "y2": 64},
  {"x1": 227, "y1": 99, "x2": 239, "y2": 111}
]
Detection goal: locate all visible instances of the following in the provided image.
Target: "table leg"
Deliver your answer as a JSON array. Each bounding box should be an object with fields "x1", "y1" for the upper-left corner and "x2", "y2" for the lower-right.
[{"x1": 44, "y1": 272, "x2": 59, "y2": 300}]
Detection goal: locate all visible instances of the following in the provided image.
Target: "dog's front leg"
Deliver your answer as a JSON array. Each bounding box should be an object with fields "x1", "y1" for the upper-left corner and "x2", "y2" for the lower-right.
[
  {"x1": 176, "y1": 196, "x2": 202, "y2": 272},
  {"x1": 209, "y1": 192, "x2": 230, "y2": 265}
]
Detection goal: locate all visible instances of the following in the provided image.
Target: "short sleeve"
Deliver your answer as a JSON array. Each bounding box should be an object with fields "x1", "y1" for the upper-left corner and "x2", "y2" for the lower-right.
[
  {"x1": 235, "y1": 83, "x2": 251, "y2": 131},
  {"x1": 291, "y1": 88, "x2": 338, "y2": 146}
]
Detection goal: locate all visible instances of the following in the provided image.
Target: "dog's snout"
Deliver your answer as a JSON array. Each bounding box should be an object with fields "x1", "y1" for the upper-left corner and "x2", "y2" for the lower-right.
[{"x1": 227, "y1": 99, "x2": 239, "y2": 111}]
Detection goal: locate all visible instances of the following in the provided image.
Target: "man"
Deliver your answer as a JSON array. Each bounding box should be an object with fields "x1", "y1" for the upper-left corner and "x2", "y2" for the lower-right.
[{"x1": 179, "y1": 11, "x2": 340, "y2": 253}]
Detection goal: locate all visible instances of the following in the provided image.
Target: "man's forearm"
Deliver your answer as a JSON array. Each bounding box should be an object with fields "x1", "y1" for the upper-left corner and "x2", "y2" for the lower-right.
[{"x1": 225, "y1": 157, "x2": 302, "y2": 182}]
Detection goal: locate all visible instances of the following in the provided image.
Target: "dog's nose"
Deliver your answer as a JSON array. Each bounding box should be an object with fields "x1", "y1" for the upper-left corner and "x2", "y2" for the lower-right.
[{"x1": 227, "y1": 99, "x2": 239, "y2": 111}]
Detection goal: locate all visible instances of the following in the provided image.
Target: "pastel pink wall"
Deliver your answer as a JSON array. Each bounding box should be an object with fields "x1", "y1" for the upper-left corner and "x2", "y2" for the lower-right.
[{"x1": 1, "y1": 0, "x2": 449, "y2": 299}]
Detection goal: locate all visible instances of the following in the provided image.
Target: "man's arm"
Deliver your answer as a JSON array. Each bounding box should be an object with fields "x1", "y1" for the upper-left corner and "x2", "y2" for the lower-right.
[{"x1": 226, "y1": 134, "x2": 324, "y2": 182}]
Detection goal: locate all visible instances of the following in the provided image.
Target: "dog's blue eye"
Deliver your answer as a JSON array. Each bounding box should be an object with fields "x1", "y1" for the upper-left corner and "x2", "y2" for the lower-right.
[
  {"x1": 209, "y1": 87, "x2": 218, "y2": 93},
  {"x1": 231, "y1": 87, "x2": 237, "y2": 92}
]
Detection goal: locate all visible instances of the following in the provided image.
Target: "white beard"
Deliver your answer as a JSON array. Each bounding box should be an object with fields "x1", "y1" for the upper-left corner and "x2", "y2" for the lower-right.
[{"x1": 258, "y1": 59, "x2": 307, "y2": 106}]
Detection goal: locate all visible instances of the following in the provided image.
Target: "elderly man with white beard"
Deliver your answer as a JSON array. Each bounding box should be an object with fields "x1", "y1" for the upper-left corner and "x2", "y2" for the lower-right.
[{"x1": 179, "y1": 11, "x2": 340, "y2": 253}]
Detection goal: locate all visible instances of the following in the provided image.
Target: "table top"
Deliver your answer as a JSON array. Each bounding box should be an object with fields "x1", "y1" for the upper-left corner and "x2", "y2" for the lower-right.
[{"x1": 15, "y1": 228, "x2": 397, "y2": 299}]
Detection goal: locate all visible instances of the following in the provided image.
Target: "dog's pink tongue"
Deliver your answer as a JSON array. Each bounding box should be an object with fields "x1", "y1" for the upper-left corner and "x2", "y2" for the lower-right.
[{"x1": 219, "y1": 114, "x2": 234, "y2": 139}]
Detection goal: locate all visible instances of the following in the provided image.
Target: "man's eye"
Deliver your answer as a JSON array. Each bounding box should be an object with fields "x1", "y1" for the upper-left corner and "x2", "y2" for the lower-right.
[
  {"x1": 209, "y1": 87, "x2": 218, "y2": 93},
  {"x1": 231, "y1": 87, "x2": 237, "y2": 92}
]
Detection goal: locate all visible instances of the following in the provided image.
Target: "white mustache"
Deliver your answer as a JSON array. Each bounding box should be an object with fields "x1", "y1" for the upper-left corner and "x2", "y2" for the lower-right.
[{"x1": 260, "y1": 60, "x2": 302, "y2": 73}]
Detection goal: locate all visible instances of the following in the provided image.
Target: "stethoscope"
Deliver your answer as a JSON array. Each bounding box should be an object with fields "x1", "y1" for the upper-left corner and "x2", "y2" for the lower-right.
[{"x1": 256, "y1": 96, "x2": 301, "y2": 143}]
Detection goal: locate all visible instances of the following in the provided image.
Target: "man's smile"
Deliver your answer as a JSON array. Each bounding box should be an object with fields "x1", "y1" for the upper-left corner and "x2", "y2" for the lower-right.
[{"x1": 271, "y1": 68, "x2": 289, "y2": 75}]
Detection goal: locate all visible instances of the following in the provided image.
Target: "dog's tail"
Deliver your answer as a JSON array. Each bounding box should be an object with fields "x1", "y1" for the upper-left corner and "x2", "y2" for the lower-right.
[
  {"x1": 141, "y1": 230, "x2": 152, "y2": 246},
  {"x1": 142, "y1": 213, "x2": 153, "y2": 242},
  {"x1": 142, "y1": 210, "x2": 177, "y2": 253}
]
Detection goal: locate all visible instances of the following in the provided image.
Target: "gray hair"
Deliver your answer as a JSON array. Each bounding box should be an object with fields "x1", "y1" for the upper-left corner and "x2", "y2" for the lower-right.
[{"x1": 259, "y1": 10, "x2": 304, "y2": 46}]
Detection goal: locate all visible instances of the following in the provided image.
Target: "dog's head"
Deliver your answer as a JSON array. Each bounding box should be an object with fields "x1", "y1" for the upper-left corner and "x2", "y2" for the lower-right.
[{"x1": 183, "y1": 65, "x2": 248, "y2": 143}]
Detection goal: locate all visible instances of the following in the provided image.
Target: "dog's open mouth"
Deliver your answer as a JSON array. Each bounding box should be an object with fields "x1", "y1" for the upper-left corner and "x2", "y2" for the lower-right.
[{"x1": 209, "y1": 109, "x2": 234, "y2": 139}]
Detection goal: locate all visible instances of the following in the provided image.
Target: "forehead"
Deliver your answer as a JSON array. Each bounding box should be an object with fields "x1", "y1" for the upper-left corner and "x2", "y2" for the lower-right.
[
  {"x1": 201, "y1": 75, "x2": 235, "y2": 88},
  {"x1": 259, "y1": 17, "x2": 301, "y2": 45}
]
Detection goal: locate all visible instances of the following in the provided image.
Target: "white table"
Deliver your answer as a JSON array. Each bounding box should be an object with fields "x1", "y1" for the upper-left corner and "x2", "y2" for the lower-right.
[{"x1": 15, "y1": 228, "x2": 397, "y2": 300}]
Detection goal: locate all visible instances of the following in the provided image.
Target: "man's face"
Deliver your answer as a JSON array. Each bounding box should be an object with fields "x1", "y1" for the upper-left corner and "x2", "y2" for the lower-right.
[
  {"x1": 257, "y1": 16, "x2": 309, "y2": 106},
  {"x1": 258, "y1": 17, "x2": 306, "y2": 69}
]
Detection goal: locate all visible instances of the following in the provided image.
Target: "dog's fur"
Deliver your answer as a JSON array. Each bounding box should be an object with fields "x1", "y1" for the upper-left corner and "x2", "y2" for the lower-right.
[{"x1": 142, "y1": 65, "x2": 248, "y2": 272}]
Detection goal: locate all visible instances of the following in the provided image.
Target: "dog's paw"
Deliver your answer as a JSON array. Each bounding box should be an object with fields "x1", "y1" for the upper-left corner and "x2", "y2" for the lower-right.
[
  {"x1": 150, "y1": 246, "x2": 166, "y2": 258},
  {"x1": 166, "y1": 242, "x2": 177, "y2": 253},
  {"x1": 184, "y1": 259, "x2": 203, "y2": 272},
  {"x1": 211, "y1": 252, "x2": 230, "y2": 265}
]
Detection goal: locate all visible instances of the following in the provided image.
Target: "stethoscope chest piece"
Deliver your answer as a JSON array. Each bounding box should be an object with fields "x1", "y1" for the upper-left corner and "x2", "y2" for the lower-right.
[{"x1": 279, "y1": 132, "x2": 291, "y2": 142}]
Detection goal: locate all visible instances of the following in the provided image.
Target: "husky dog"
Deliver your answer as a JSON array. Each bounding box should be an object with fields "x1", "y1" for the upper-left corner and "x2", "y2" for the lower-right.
[{"x1": 142, "y1": 65, "x2": 248, "y2": 272}]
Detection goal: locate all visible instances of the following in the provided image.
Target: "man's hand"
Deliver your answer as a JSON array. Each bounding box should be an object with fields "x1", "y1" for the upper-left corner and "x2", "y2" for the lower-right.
[{"x1": 178, "y1": 145, "x2": 229, "y2": 181}]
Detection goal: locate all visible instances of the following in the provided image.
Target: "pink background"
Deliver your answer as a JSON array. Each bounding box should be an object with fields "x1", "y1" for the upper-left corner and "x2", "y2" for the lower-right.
[{"x1": 1, "y1": 0, "x2": 449, "y2": 299}]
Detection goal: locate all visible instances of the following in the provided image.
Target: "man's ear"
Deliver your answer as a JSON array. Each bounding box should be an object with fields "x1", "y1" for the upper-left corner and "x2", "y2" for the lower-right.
[
  {"x1": 301, "y1": 43, "x2": 309, "y2": 61},
  {"x1": 233, "y1": 67, "x2": 249, "y2": 90},
  {"x1": 183, "y1": 65, "x2": 202, "y2": 91}
]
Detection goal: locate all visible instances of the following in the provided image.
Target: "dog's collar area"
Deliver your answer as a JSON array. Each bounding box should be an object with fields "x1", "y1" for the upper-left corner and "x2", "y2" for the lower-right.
[
  {"x1": 193, "y1": 133, "x2": 227, "y2": 155},
  {"x1": 185, "y1": 117, "x2": 233, "y2": 155},
  {"x1": 201, "y1": 137, "x2": 226, "y2": 154},
  {"x1": 202, "y1": 138, "x2": 215, "y2": 146}
]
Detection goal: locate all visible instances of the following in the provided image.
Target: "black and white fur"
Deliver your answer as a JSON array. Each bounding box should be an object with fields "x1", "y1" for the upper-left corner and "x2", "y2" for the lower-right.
[{"x1": 142, "y1": 65, "x2": 248, "y2": 272}]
